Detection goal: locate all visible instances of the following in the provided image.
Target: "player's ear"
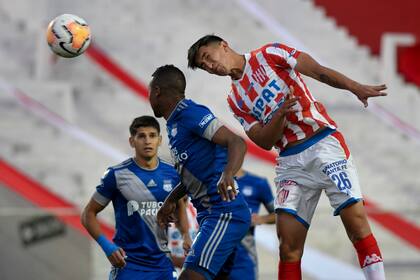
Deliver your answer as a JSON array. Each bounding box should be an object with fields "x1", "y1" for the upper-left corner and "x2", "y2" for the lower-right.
[
  {"x1": 154, "y1": 85, "x2": 162, "y2": 97},
  {"x1": 158, "y1": 135, "x2": 162, "y2": 146},
  {"x1": 221, "y1": 40, "x2": 228, "y2": 50},
  {"x1": 129, "y1": 136, "x2": 135, "y2": 148}
]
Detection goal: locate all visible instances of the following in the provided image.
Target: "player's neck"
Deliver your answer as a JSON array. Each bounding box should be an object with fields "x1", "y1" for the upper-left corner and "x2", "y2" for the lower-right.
[
  {"x1": 163, "y1": 97, "x2": 184, "y2": 120},
  {"x1": 230, "y1": 54, "x2": 246, "y2": 80},
  {"x1": 133, "y1": 155, "x2": 159, "y2": 170}
]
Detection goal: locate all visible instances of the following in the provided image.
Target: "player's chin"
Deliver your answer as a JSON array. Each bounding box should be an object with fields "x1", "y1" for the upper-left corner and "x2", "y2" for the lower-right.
[{"x1": 141, "y1": 150, "x2": 156, "y2": 157}]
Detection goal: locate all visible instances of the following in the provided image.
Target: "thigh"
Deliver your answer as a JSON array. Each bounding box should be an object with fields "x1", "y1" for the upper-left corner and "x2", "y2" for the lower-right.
[
  {"x1": 276, "y1": 211, "x2": 308, "y2": 250},
  {"x1": 184, "y1": 210, "x2": 250, "y2": 279},
  {"x1": 275, "y1": 178, "x2": 321, "y2": 228},
  {"x1": 316, "y1": 136, "x2": 363, "y2": 216}
]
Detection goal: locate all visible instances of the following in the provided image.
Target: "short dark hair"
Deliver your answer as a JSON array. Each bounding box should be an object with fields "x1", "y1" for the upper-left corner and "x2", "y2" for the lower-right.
[
  {"x1": 187, "y1": 34, "x2": 224, "y2": 69},
  {"x1": 151, "y1": 64, "x2": 186, "y2": 96},
  {"x1": 129, "y1": 116, "x2": 160, "y2": 136}
]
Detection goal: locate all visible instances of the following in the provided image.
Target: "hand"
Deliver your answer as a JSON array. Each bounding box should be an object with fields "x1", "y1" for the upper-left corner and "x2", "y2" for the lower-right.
[
  {"x1": 217, "y1": 172, "x2": 237, "y2": 202},
  {"x1": 351, "y1": 84, "x2": 387, "y2": 107},
  {"x1": 107, "y1": 247, "x2": 127, "y2": 268},
  {"x1": 182, "y1": 233, "x2": 193, "y2": 256},
  {"x1": 157, "y1": 200, "x2": 177, "y2": 228},
  {"x1": 278, "y1": 86, "x2": 299, "y2": 116},
  {"x1": 251, "y1": 213, "x2": 263, "y2": 226}
]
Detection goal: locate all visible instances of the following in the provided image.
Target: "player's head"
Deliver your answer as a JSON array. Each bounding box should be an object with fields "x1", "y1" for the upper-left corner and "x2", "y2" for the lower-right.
[
  {"x1": 129, "y1": 116, "x2": 162, "y2": 160},
  {"x1": 149, "y1": 64, "x2": 186, "y2": 118},
  {"x1": 188, "y1": 34, "x2": 233, "y2": 76}
]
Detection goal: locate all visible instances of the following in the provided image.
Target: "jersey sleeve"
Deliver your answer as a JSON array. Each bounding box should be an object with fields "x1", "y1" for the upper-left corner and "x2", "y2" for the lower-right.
[
  {"x1": 92, "y1": 168, "x2": 117, "y2": 206},
  {"x1": 264, "y1": 43, "x2": 301, "y2": 70},
  {"x1": 184, "y1": 104, "x2": 224, "y2": 141},
  {"x1": 260, "y1": 178, "x2": 275, "y2": 213},
  {"x1": 227, "y1": 95, "x2": 259, "y2": 132}
]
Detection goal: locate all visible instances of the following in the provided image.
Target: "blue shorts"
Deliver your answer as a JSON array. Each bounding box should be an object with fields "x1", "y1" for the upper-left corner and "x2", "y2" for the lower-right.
[
  {"x1": 109, "y1": 266, "x2": 177, "y2": 280},
  {"x1": 183, "y1": 206, "x2": 251, "y2": 279},
  {"x1": 229, "y1": 240, "x2": 257, "y2": 280}
]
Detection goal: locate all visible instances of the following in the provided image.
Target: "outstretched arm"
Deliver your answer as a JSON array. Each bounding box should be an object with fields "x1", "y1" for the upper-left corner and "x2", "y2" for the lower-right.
[{"x1": 295, "y1": 52, "x2": 387, "y2": 107}]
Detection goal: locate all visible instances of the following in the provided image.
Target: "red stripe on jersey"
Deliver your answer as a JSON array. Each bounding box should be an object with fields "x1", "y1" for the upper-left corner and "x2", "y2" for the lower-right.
[
  {"x1": 262, "y1": 44, "x2": 300, "y2": 69},
  {"x1": 314, "y1": 101, "x2": 337, "y2": 127},
  {"x1": 274, "y1": 94, "x2": 283, "y2": 103},
  {"x1": 298, "y1": 74, "x2": 315, "y2": 102},
  {"x1": 331, "y1": 131, "x2": 350, "y2": 159},
  {"x1": 264, "y1": 104, "x2": 272, "y2": 115},
  {"x1": 227, "y1": 96, "x2": 257, "y2": 125},
  {"x1": 231, "y1": 84, "x2": 251, "y2": 112},
  {"x1": 239, "y1": 75, "x2": 258, "y2": 102}
]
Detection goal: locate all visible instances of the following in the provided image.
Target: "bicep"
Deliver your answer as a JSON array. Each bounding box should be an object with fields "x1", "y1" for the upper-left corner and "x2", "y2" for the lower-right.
[
  {"x1": 85, "y1": 197, "x2": 106, "y2": 215},
  {"x1": 211, "y1": 125, "x2": 243, "y2": 147},
  {"x1": 295, "y1": 52, "x2": 324, "y2": 80},
  {"x1": 245, "y1": 122, "x2": 266, "y2": 146}
]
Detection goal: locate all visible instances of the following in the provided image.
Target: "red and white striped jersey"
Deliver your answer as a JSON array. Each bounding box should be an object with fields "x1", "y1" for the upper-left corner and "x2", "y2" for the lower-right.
[{"x1": 228, "y1": 43, "x2": 337, "y2": 152}]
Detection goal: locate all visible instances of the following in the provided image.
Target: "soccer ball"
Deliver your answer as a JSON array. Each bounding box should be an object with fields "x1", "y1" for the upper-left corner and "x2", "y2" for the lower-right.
[{"x1": 46, "y1": 14, "x2": 91, "y2": 58}]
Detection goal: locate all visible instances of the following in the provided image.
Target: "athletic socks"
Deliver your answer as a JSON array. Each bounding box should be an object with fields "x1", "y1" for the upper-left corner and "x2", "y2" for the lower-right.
[
  {"x1": 353, "y1": 234, "x2": 386, "y2": 280},
  {"x1": 278, "y1": 260, "x2": 301, "y2": 280}
]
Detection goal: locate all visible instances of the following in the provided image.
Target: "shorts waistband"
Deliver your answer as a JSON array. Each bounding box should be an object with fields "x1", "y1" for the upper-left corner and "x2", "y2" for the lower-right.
[{"x1": 280, "y1": 128, "x2": 335, "y2": 157}]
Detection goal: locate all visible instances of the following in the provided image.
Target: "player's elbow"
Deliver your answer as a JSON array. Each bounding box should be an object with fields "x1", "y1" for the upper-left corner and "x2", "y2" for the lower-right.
[
  {"x1": 80, "y1": 205, "x2": 94, "y2": 229},
  {"x1": 259, "y1": 141, "x2": 274, "y2": 150},
  {"x1": 252, "y1": 136, "x2": 274, "y2": 150}
]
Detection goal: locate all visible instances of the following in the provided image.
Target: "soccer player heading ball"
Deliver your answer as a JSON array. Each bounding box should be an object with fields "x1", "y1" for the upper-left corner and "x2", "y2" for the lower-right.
[{"x1": 188, "y1": 35, "x2": 387, "y2": 280}]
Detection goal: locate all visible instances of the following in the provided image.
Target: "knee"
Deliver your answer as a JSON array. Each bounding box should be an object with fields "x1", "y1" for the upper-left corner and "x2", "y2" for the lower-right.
[{"x1": 279, "y1": 241, "x2": 304, "y2": 262}]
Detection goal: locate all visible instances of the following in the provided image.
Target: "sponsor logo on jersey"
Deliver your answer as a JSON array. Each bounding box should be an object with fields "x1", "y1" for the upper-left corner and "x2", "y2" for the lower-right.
[
  {"x1": 199, "y1": 114, "x2": 214, "y2": 128},
  {"x1": 163, "y1": 180, "x2": 173, "y2": 192},
  {"x1": 127, "y1": 200, "x2": 164, "y2": 217},
  {"x1": 251, "y1": 79, "x2": 282, "y2": 119},
  {"x1": 147, "y1": 179, "x2": 157, "y2": 187},
  {"x1": 170, "y1": 146, "x2": 188, "y2": 164},
  {"x1": 363, "y1": 253, "x2": 383, "y2": 267}
]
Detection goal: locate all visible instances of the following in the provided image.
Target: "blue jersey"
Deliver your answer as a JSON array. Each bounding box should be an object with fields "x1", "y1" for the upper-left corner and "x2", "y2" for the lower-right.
[
  {"x1": 166, "y1": 99, "x2": 248, "y2": 216},
  {"x1": 93, "y1": 158, "x2": 180, "y2": 271},
  {"x1": 230, "y1": 172, "x2": 275, "y2": 280}
]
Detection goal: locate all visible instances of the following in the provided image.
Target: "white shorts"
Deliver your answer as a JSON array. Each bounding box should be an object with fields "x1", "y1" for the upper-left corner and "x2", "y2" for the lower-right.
[{"x1": 274, "y1": 131, "x2": 362, "y2": 227}]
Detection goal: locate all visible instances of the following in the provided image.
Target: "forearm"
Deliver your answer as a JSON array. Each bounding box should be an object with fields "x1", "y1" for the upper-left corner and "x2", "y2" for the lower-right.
[
  {"x1": 81, "y1": 210, "x2": 103, "y2": 240},
  {"x1": 249, "y1": 111, "x2": 287, "y2": 150},
  {"x1": 165, "y1": 183, "x2": 187, "y2": 204},
  {"x1": 224, "y1": 136, "x2": 247, "y2": 176},
  {"x1": 176, "y1": 198, "x2": 190, "y2": 236},
  {"x1": 260, "y1": 213, "x2": 276, "y2": 224},
  {"x1": 316, "y1": 66, "x2": 360, "y2": 91}
]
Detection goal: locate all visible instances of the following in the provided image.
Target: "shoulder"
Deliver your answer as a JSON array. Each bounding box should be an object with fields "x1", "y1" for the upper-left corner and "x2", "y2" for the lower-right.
[
  {"x1": 110, "y1": 158, "x2": 133, "y2": 171},
  {"x1": 159, "y1": 158, "x2": 176, "y2": 169},
  {"x1": 183, "y1": 99, "x2": 213, "y2": 116}
]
